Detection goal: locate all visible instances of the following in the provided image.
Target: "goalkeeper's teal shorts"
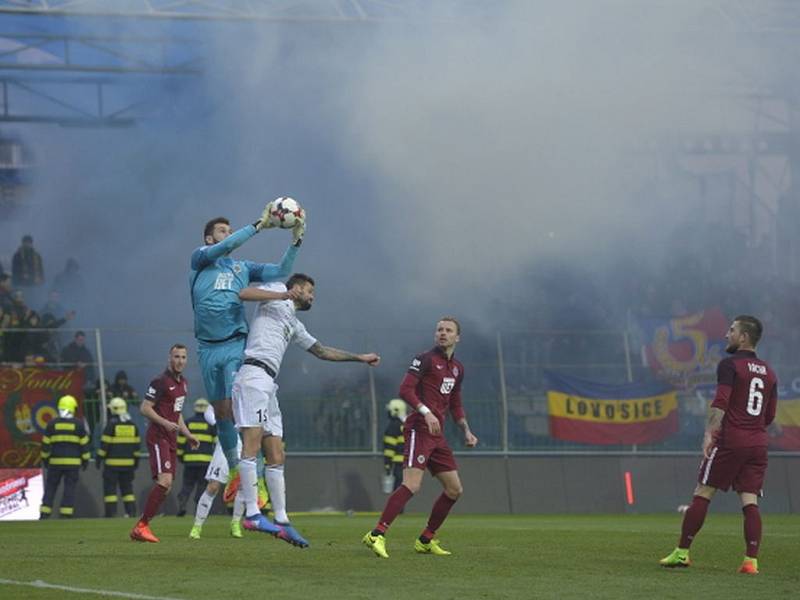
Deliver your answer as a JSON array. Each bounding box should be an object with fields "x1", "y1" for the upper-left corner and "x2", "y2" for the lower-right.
[{"x1": 198, "y1": 336, "x2": 247, "y2": 402}]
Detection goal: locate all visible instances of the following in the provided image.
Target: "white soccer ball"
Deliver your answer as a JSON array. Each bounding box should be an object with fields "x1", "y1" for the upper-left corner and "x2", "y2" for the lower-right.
[
  {"x1": 268, "y1": 197, "x2": 305, "y2": 229},
  {"x1": 677, "y1": 504, "x2": 689, "y2": 514}
]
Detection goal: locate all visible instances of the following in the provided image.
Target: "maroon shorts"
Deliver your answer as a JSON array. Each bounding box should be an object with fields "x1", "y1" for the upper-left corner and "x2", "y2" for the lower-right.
[
  {"x1": 147, "y1": 435, "x2": 177, "y2": 480},
  {"x1": 697, "y1": 445, "x2": 767, "y2": 494},
  {"x1": 403, "y1": 425, "x2": 458, "y2": 475}
]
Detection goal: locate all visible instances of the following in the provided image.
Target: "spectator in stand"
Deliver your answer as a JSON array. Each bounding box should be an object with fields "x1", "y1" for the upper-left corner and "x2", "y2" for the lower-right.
[
  {"x1": 22, "y1": 308, "x2": 50, "y2": 362},
  {"x1": 40, "y1": 290, "x2": 66, "y2": 321},
  {"x1": 12, "y1": 234, "x2": 44, "y2": 291},
  {"x1": 52, "y1": 258, "x2": 84, "y2": 304},
  {"x1": 60, "y1": 330, "x2": 95, "y2": 383},
  {"x1": 4, "y1": 290, "x2": 37, "y2": 363},
  {"x1": 110, "y1": 370, "x2": 138, "y2": 403},
  {"x1": 0, "y1": 300, "x2": 10, "y2": 364},
  {"x1": 0, "y1": 273, "x2": 11, "y2": 313},
  {"x1": 39, "y1": 293, "x2": 76, "y2": 362}
]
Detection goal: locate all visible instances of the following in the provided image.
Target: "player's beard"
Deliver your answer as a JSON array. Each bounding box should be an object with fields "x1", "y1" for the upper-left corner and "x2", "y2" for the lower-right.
[
  {"x1": 725, "y1": 341, "x2": 739, "y2": 354},
  {"x1": 296, "y1": 299, "x2": 312, "y2": 311}
]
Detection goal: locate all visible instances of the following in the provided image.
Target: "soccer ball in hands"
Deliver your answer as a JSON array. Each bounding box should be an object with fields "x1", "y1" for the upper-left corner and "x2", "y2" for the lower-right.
[{"x1": 268, "y1": 197, "x2": 305, "y2": 229}]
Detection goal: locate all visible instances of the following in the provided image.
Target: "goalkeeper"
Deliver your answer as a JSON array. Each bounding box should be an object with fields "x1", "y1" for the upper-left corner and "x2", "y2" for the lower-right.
[{"x1": 190, "y1": 202, "x2": 304, "y2": 476}]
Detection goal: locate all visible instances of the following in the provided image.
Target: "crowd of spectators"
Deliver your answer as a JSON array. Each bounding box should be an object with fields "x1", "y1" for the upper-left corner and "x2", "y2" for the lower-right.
[{"x1": 0, "y1": 234, "x2": 86, "y2": 367}]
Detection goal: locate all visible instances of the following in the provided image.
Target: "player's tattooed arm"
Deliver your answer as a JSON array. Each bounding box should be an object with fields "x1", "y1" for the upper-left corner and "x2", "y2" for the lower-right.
[
  {"x1": 456, "y1": 418, "x2": 479, "y2": 447},
  {"x1": 702, "y1": 406, "x2": 725, "y2": 458},
  {"x1": 308, "y1": 342, "x2": 380, "y2": 365}
]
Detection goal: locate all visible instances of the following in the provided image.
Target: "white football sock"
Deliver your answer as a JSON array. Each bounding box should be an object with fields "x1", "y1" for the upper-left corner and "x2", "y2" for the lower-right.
[
  {"x1": 233, "y1": 490, "x2": 245, "y2": 521},
  {"x1": 194, "y1": 490, "x2": 216, "y2": 527},
  {"x1": 239, "y1": 456, "x2": 260, "y2": 517},
  {"x1": 265, "y1": 464, "x2": 288, "y2": 523}
]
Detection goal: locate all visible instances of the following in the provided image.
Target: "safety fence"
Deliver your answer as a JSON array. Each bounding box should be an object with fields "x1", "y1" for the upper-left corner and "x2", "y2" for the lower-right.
[{"x1": 1, "y1": 325, "x2": 797, "y2": 455}]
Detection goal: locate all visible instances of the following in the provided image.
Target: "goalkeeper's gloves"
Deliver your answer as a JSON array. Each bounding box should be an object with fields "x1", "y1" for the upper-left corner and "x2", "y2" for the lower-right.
[
  {"x1": 291, "y1": 218, "x2": 305, "y2": 247},
  {"x1": 254, "y1": 201, "x2": 276, "y2": 232}
]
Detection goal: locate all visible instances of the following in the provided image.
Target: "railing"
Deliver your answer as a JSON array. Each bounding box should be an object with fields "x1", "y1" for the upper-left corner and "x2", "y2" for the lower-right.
[{"x1": 1, "y1": 325, "x2": 796, "y2": 454}]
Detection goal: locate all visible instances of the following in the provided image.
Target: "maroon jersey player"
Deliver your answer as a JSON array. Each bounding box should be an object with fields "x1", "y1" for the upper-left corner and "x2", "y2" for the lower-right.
[
  {"x1": 363, "y1": 317, "x2": 478, "y2": 558},
  {"x1": 660, "y1": 315, "x2": 778, "y2": 574},
  {"x1": 130, "y1": 343, "x2": 199, "y2": 543}
]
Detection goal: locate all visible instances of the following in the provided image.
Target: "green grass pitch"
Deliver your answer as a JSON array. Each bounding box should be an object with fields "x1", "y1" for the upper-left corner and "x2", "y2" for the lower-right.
[{"x1": 1, "y1": 513, "x2": 798, "y2": 599}]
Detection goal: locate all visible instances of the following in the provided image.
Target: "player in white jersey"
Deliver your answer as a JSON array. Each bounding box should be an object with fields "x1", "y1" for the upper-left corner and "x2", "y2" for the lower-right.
[
  {"x1": 189, "y1": 404, "x2": 246, "y2": 539},
  {"x1": 232, "y1": 273, "x2": 380, "y2": 547}
]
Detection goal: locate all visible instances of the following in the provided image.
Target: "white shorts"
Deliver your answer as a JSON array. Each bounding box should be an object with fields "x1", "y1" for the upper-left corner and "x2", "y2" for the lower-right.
[
  {"x1": 232, "y1": 364, "x2": 283, "y2": 438},
  {"x1": 205, "y1": 443, "x2": 229, "y2": 483}
]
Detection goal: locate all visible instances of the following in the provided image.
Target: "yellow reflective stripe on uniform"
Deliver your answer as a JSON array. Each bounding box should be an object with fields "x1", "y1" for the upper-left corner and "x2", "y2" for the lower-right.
[
  {"x1": 177, "y1": 436, "x2": 186, "y2": 444},
  {"x1": 42, "y1": 436, "x2": 51, "y2": 444},
  {"x1": 41, "y1": 452, "x2": 51, "y2": 459},
  {"x1": 193, "y1": 434, "x2": 214, "y2": 443},
  {"x1": 122, "y1": 494, "x2": 135, "y2": 502},
  {"x1": 183, "y1": 454, "x2": 212, "y2": 462},
  {"x1": 104, "y1": 495, "x2": 118, "y2": 502},
  {"x1": 48, "y1": 457, "x2": 81, "y2": 466},
  {"x1": 80, "y1": 436, "x2": 89, "y2": 444},
  {"x1": 40, "y1": 505, "x2": 52, "y2": 514},
  {"x1": 97, "y1": 449, "x2": 107, "y2": 457},
  {"x1": 60, "y1": 507, "x2": 74, "y2": 515},
  {"x1": 383, "y1": 449, "x2": 394, "y2": 457},
  {"x1": 103, "y1": 436, "x2": 140, "y2": 444},
  {"x1": 81, "y1": 452, "x2": 91, "y2": 460},
  {"x1": 392, "y1": 455, "x2": 404, "y2": 463},
  {"x1": 48, "y1": 434, "x2": 81, "y2": 444},
  {"x1": 106, "y1": 458, "x2": 135, "y2": 467},
  {"x1": 54, "y1": 422, "x2": 76, "y2": 431},
  {"x1": 177, "y1": 449, "x2": 184, "y2": 456},
  {"x1": 188, "y1": 423, "x2": 210, "y2": 431},
  {"x1": 383, "y1": 435, "x2": 395, "y2": 444}
]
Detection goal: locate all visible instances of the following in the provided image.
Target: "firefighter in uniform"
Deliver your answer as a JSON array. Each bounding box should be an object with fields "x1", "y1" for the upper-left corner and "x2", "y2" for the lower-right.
[
  {"x1": 382, "y1": 399, "x2": 407, "y2": 493},
  {"x1": 40, "y1": 395, "x2": 90, "y2": 518},
  {"x1": 176, "y1": 398, "x2": 216, "y2": 516},
  {"x1": 96, "y1": 397, "x2": 141, "y2": 517}
]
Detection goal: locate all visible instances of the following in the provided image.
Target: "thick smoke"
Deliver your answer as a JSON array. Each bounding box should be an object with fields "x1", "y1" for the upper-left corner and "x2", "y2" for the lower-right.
[{"x1": 1, "y1": 3, "x2": 789, "y2": 394}]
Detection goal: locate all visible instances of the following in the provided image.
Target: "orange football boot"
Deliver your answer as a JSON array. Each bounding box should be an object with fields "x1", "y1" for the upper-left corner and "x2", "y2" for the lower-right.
[{"x1": 130, "y1": 522, "x2": 160, "y2": 543}]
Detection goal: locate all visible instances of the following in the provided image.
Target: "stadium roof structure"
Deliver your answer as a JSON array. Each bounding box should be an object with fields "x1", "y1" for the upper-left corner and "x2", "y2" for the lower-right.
[
  {"x1": 0, "y1": 0, "x2": 797, "y2": 30},
  {"x1": 0, "y1": 0, "x2": 439, "y2": 22}
]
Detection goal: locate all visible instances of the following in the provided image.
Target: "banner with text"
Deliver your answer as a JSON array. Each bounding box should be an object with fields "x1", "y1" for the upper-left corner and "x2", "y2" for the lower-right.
[
  {"x1": 771, "y1": 399, "x2": 800, "y2": 451},
  {"x1": 638, "y1": 307, "x2": 728, "y2": 390},
  {"x1": 547, "y1": 372, "x2": 679, "y2": 445},
  {"x1": 0, "y1": 367, "x2": 84, "y2": 467}
]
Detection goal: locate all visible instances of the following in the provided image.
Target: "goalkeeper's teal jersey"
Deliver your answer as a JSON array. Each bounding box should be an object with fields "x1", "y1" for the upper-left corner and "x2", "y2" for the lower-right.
[{"x1": 190, "y1": 224, "x2": 298, "y2": 343}]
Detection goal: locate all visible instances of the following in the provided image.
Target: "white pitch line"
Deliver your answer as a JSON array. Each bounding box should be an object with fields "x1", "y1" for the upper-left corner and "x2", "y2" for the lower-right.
[{"x1": 0, "y1": 578, "x2": 185, "y2": 600}]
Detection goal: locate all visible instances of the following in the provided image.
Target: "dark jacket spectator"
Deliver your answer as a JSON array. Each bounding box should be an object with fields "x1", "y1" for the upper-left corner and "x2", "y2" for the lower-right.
[
  {"x1": 110, "y1": 370, "x2": 138, "y2": 402},
  {"x1": 3, "y1": 290, "x2": 35, "y2": 363},
  {"x1": 12, "y1": 234, "x2": 44, "y2": 288},
  {"x1": 60, "y1": 330, "x2": 95, "y2": 382},
  {"x1": 0, "y1": 273, "x2": 12, "y2": 313},
  {"x1": 53, "y1": 258, "x2": 84, "y2": 302}
]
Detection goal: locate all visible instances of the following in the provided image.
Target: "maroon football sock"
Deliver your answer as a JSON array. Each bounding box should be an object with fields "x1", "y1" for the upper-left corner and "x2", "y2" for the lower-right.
[
  {"x1": 374, "y1": 485, "x2": 414, "y2": 535},
  {"x1": 678, "y1": 495, "x2": 710, "y2": 548},
  {"x1": 421, "y1": 493, "x2": 458, "y2": 540},
  {"x1": 141, "y1": 484, "x2": 168, "y2": 525},
  {"x1": 742, "y1": 504, "x2": 761, "y2": 558}
]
